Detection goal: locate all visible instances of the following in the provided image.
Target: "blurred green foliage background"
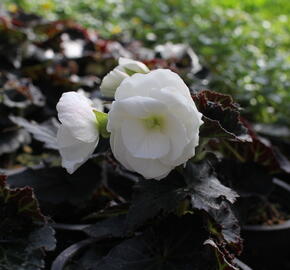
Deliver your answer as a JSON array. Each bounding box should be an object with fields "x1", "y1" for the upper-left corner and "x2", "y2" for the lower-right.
[{"x1": 2, "y1": 0, "x2": 290, "y2": 125}]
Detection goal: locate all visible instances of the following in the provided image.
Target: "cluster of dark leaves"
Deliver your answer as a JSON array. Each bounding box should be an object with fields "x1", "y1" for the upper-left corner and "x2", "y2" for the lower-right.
[
  {"x1": 192, "y1": 90, "x2": 290, "y2": 229},
  {"x1": 192, "y1": 90, "x2": 290, "y2": 175},
  {"x1": 192, "y1": 90, "x2": 290, "y2": 270},
  {"x1": 2, "y1": 156, "x2": 242, "y2": 270}
]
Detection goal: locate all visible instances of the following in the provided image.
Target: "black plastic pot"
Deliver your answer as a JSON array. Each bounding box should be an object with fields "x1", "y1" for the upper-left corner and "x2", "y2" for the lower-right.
[{"x1": 240, "y1": 178, "x2": 290, "y2": 269}]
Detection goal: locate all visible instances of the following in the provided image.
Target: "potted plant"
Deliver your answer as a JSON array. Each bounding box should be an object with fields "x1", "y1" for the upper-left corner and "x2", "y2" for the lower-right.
[{"x1": 214, "y1": 123, "x2": 290, "y2": 269}]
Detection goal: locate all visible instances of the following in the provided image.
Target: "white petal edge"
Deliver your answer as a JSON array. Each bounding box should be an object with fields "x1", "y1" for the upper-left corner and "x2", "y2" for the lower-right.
[
  {"x1": 57, "y1": 125, "x2": 99, "y2": 174},
  {"x1": 110, "y1": 129, "x2": 171, "y2": 179},
  {"x1": 115, "y1": 69, "x2": 191, "y2": 101}
]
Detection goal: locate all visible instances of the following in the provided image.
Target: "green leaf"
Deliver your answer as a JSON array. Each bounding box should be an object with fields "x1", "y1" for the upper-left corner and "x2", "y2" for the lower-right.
[{"x1": 94, "y1": 110, "x2": 110, "y2": 138}]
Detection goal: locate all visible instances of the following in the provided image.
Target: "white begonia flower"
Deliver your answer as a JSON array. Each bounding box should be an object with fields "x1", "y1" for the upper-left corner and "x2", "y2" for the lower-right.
[
  {"x1": 56, "y1": 92, "x2": 100, "y2": 174},
  {"x1": 100, "y1": 57, "x2": 150, "y2": 98},
  {"x1": 107, "y1": 69, "x2": 203, "y2": 179}
]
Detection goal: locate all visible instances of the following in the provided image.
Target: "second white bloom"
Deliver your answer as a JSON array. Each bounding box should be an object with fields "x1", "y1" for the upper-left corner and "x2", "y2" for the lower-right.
[
  {"x1": 107, "y1": 69, "x2": 203, "y2": 179},
  {"x1": 56, "y1": 92, "x2": 100, "y2": 174},
  {"x1": 100, "y1": 57, "x2": 149, "y2": 98}
]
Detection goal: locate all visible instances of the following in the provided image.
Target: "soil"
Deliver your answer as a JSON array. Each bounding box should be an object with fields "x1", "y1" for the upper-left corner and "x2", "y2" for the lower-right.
[{"x1": 245, "y1": 200, "x2": 290, "y2": 226}]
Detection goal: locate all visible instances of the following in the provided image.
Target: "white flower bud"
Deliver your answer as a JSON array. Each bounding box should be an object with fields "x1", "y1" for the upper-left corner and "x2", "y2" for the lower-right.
[{"x1": 100, "y1": 57, "x2": 149, "y2": 98}]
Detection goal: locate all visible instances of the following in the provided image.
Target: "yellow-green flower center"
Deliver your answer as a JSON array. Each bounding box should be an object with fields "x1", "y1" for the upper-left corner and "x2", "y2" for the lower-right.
[{"x1": 141, "y1": 115, "x2": 165, "y2": 131}]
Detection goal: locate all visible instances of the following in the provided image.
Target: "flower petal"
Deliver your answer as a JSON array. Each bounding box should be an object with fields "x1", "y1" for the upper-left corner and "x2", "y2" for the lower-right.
[
  {"x1": 118, "y1": 57, "x2": 150, "y2": 73},
  {"x1": 124, "y1": 153, "x2": 172, "y2": 179},
  {"x1": 107, "y1": 96, "x2": 168, "y2": 132},
  {"x1": 173, "y1": 137, "x2": 198, "y2": 166},
  {"x1": 100, "y1": 69, "x2": 129, "y2": 98},
  {"x1": 57, "y1": 125, "x2": 99, "y2": 174},
  {"x1": 121, "y1": 119, "x2": 170, "y2": 159},
  {"x1": 161, "y1": 114, "x2": 189, "y2": 164},
  {"x1": 115, "y1": 69, "x2": 191, "y2": 101},
  {"x1": 56, "y1": 92, "x2": 98, "y2": 143},
  {"x1": 118, "y1": 96, "x2": 167, "y2": 118},
  {"x1": 110, "y1": 129, "x2": 171, "y2": 179},
  {"x1": 110, "y1": 130, "x2": 134, "y2": 171},
  {"x1": 115, "y1": 73, "x2": 157, "y2": 100},
  {"x1": 150, "y1": 86, "x2": 203, "y2": 140}
]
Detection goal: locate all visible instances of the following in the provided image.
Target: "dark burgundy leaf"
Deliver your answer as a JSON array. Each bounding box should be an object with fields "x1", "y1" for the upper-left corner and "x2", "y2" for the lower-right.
[
  {"x1": 207, "y1": 201, "x2": 242, "y2": 256},
  {"x1": 0, "y1": 175, "x2": 55, "y2": 269},
  {"x1": 7, "y1": 160, "x2": 102, "y2": 206},
  {"x1": 95, "y1": 215, "x2": 237, "y2": 270},
  {"x1": 0, "y1": 174, "x2": 45, "y2": 223},
  {"x1": 84, "y1": 215, "x2": 127, "y2": 239},
  {"x1": 192, "y1": 90, "x2": 251, "y2": 142},
  {"x1": 127, "y1": 160, "x2": 237, "y2": 230},
  {"x1": 214, "y1": 136, "x2": 290, "y2": 174}
]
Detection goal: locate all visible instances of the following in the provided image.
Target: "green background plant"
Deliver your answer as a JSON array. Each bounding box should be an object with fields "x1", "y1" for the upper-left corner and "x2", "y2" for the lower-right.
[{"x1": 2, "y1": 0, "x2": 290, "y2": 125}]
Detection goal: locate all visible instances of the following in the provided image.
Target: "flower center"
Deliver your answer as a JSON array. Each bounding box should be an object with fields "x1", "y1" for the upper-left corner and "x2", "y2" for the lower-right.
[{"x1": 141, "y1": 115, "x2": 165, "y2": 131}]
